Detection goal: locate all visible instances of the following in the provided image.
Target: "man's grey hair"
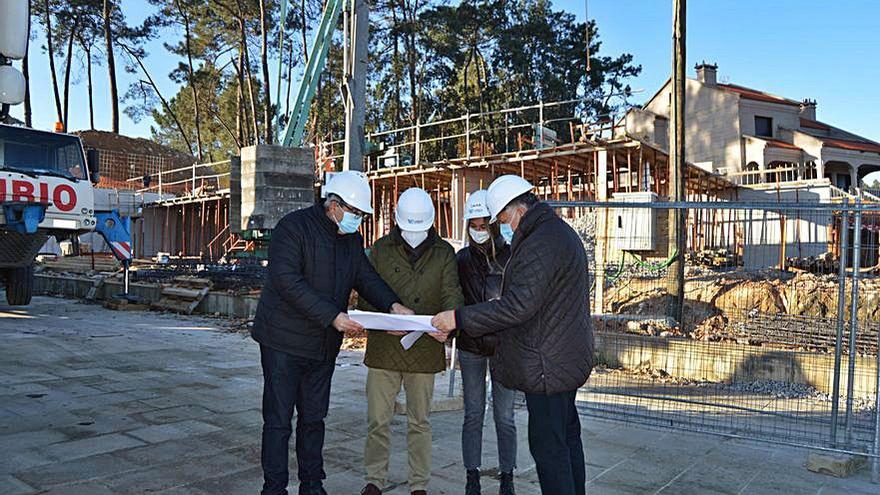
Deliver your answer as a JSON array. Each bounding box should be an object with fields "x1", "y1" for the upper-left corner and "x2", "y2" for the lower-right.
[
  {"x1": 324, "y1": 193, "x2": 342, "y2": 209},
  {"x1": 503, "y1": 192, "x2": 539, "y2": 214}
]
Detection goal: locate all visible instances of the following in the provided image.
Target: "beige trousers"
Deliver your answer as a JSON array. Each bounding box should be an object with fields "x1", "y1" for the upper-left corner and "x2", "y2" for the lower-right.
[{"x1": 364, "y1": 368, "x2": 435, "y2": 491}]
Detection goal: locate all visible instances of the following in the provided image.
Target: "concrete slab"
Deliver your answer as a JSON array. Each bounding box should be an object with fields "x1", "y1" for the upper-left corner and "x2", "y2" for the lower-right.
[{"x1": 2, "y1": 296, "x2": 878, "y2": 494}]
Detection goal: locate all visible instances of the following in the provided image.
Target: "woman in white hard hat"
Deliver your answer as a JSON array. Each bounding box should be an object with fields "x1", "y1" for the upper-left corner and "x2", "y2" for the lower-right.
[
  {"x1": 359, "y1": 187, "x2": 464, "y2": 495},
  {"x1": 252, "y1": 170, "x2": 413, "y2": 495},
  {"x1": 432, "y1": 175, "x2": 595, "y2": 495},
  {"x1": 456, "y1": 190, "x2": 517, "y2": 495}
]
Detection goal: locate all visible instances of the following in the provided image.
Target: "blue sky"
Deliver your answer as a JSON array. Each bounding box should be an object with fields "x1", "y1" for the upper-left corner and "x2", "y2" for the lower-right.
[{"x1": 9, "y1": 0, "x2": 880, "y2": 144}]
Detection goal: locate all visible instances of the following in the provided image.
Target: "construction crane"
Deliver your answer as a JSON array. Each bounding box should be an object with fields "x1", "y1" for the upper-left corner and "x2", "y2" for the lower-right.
[{"x1": 277, "y1": 0, "x2": 368, "y2": 172}]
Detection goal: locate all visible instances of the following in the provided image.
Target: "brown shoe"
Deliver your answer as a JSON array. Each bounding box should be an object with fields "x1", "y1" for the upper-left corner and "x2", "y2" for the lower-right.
[{"x1": 360, "y1": 483, "x2": 382, "y2": 495}]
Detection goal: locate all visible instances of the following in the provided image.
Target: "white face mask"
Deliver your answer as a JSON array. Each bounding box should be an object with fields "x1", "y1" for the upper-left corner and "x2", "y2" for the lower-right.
[
  {"x1": 469, "y1": 227, "x2": 491, "y2": 245},
  {"x1": 401, "y1": 230, "x2": 428, "y2": 248}
]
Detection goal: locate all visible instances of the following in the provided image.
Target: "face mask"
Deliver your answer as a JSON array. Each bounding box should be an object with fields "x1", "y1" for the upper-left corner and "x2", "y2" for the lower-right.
[
  {"x1": 469, "y1": 227, "x2": 491, "y2": 245},
  {"x1": 401, "y1": 230, "x2": 428, "y2": 248},
  {"x1": 336, "y1": 210, "x2": 362, "y2": 234},
  {"x1": 500, "y1": 223, "x2": 514, "y2": 245}
]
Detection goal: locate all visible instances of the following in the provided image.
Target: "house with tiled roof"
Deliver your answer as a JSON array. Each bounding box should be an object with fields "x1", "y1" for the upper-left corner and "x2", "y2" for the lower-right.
[{"x1": 617, "y1": 63, "x2": 880, "y2": 194}]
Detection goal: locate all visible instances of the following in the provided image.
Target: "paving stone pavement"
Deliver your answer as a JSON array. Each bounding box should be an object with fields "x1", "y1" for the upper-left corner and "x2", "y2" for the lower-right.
[{"x1": 1, "y1": 296, "x2": 879, "y2": 494}]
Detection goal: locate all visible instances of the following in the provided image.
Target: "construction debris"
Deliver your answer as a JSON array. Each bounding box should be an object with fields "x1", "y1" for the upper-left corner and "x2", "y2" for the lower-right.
[
  {"x1": 151, "y1": 276, "x2": 213, "y2": 315},
  {"x1": 687, "y1": 248, "x2": 734, "y2": 268}
]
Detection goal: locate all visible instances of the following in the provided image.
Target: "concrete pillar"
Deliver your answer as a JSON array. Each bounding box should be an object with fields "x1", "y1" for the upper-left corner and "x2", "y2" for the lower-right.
[
  {"x1": 850, "y1": 164, "x2": 859, "y2": 192},
  {"x1": 239, "y1": 145, "x2": 315, "y2": 231},
  {"x1": 594, "y1": 150, "x2": 609, "y2": 314},
  {"x1": 229, "y1": 156, "x2": 242, "y2": 234}
]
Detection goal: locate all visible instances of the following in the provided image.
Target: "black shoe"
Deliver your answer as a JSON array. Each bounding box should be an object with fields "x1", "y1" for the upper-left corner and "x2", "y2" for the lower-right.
[
  {"x1": 499, "y1": 471, "x2": 515, "y2": 495},
  {"x1": 361, "y1": 483, "x2": 382, "y2": 495},
  {"x1": 466, "y1": 469, "x2": 481, "y2": 495},
  {"x1": 298, "y1": 481, "x2": 327, "y2": 495}
]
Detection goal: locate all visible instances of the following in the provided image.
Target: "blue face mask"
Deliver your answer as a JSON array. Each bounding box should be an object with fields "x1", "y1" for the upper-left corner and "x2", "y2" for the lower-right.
[
  {"x1": 337, "y1": 211, "x2": 362, "y2": 234},
  {"x1": 500, "y1": 222, "x2": 514, "y2": 245}
]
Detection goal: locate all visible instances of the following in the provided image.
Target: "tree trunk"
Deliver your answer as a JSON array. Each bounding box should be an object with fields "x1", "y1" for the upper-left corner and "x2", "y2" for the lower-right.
[
  {"x1": 235, "y1": 3, "x2": 260, "y2": 143},
  {"x1": 177, "y1": 0, "x2": 204, "y2": 161},
  {"x1": 62, "y1": 16, "x2": 80, "y2": 133},
  {"x1": 300, "y1": 0, "x2": 308, "y2": 62},
  {"x1": 259, "y1": 0, "x2": 272, "y2": 143},
  {"x1": 44, "y1": 0, "x2": 64, "y2": 126},
  {"x1": 23, "y1": 50, "x2": 32, "y2": 127},
  {"x1": 84, "y1": 42, "x2": 95, "y2": 130},
  {"x1": 234, "y1": 55, "x2": 244, "y2": 147},
  {"x1": 285, "y1": 36, "x2": 294, "y2": 117},
  {"x1": 103, "y1": 0, "x2": 120, "y2": 133}
]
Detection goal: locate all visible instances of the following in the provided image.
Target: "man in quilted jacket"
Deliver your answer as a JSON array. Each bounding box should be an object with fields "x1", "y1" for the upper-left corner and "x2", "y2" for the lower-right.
[
  {"x1": 432, "y1": 175, "x2": 595, "y2": 495},
  {"x1": 359, "y1": 187, "x2": 464, "y2": 495}
]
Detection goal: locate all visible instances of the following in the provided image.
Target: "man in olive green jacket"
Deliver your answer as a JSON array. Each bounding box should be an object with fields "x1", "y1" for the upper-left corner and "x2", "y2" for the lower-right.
[{"x1": 360, "y1": 188, "x2": 464, "y2": 495}]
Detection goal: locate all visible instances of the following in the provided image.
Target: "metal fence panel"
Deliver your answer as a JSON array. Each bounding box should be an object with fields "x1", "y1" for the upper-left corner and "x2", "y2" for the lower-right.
[{"x1": 551, "y1": 200, "x2": 880, "y2": 479}]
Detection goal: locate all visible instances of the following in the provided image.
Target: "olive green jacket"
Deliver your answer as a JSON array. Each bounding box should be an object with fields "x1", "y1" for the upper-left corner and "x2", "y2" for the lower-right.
[{"x1": 361, "y1": 229, "x2": 464, "y2": 373}]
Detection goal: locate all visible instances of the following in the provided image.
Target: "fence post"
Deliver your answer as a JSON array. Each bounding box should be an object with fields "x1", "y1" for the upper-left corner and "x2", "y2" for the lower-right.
[
  {"x1": 192, "y1": 163, "x2": 197, "y2": 193},
  {"x1": 158, "y1": 169, "x2": 163, "y2": 196},
  {"x1": 830, "y1": 210, "x2": 850, "y2": 445},
  {"x1": 845, "y1": 199, "x2": 862, "y2": 444}
]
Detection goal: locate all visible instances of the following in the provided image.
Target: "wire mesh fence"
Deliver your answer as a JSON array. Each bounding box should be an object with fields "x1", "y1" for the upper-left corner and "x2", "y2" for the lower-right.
[{"x1": 551, "y1": 200, "x2": 880, "y2": 478}]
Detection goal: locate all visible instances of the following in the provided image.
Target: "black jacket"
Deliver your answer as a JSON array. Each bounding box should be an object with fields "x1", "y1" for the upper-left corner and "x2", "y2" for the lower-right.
[
  {"x1": 456, "y1": 202, "x2": 595, "y2": 395},
  {"x1": 252, "y1": 204, "x2": 400, "y2": 362},
  {"x1": 456, "y1": 236, "x2": 510, "y2": 356}
]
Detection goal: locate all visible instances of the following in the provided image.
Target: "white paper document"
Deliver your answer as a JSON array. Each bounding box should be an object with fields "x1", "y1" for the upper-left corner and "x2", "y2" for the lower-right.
[
  {"x1": 347, "y1": 310, "x2": 440, "y2": 350},
  {"x1": 347, "y1": 310, "x2": 439, "y2": 333}
]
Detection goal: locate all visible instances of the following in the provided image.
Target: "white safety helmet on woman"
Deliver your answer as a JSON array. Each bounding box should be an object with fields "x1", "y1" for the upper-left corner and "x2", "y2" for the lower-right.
[
  {"x1": 463, "y1": 190, "x2": 490, "y2": 220},
  {"x1": 324, "y1": 170, "x2": 374, "y2": 214},
  {"x1": 485, "y1": 175, "x2": 534, "y2": 222}
]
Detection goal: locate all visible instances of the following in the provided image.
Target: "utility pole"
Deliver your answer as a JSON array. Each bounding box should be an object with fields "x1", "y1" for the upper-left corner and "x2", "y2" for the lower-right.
[
  {"x1": 666, "y1": 0, "x2": 686, "y2": 326},
  {"x1": 343, "y1": 0, "x2": 369, "y2": 171}
]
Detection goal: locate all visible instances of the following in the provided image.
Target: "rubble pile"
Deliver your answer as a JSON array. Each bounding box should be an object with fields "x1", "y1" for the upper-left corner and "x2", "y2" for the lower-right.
[{"x1": 603, "y1": 270, "x2": 880, "y2": 348}]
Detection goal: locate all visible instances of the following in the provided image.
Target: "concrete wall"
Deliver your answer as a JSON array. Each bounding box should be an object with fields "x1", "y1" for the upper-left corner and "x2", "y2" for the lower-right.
[
  {"x1": 596, "y1": 330, "x2": 878, "y2": 397},
  {"x1": 738, "y1": 100, "x2": 801, "y2": 140},
  {"x1": 736, "y1": 185, "x2": 833, "y2": 268},
  {"x1": 240, "y1": 145, "x2": 315, "y2": 231},
  {"x1": 34, "y1": 274, "x2": 259, "y2": 319}
]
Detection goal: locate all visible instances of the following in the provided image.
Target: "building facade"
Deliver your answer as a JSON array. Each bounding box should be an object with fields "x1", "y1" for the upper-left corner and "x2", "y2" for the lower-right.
[{"x1": 617, "y1": 63, "x2": 880, "y2": 192}]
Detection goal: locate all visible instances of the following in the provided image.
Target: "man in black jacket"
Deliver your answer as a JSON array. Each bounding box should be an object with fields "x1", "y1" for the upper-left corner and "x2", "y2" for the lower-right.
[
  {"x1": 252, "y1": 171, "x2": 413, "y2": 495},
  {"x1": 433, "y1": 175, "x2": 594, "y2": 495}
]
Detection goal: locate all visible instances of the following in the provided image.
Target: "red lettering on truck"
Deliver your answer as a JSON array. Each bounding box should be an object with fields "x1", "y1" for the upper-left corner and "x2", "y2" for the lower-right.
[
  {"x1": 11, "y1": 180, "x2": 35, "y2": 202},
  {"x1": 0, "y1": 179, "x2": 78, "y2": 211},
  {"x1": 53, "y1": 184, "x2": 76, "y2": 212}
]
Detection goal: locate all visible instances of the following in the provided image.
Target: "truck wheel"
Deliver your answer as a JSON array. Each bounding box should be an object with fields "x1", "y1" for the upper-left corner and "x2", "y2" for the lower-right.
[{"x1": 5, "y1": 265, "x2": 34, "y2": 306}]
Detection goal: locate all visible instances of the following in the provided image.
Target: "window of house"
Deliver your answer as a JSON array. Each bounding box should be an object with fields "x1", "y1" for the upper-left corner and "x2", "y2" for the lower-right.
[{"x1": 755, "y1": 116, "x2": 773, "y2": 138}]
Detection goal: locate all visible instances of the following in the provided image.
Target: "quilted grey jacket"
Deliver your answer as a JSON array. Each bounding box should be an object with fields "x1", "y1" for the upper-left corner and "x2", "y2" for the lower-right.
[{"x1": 456, "y1": 202, "x2": 595, "y2": 395}]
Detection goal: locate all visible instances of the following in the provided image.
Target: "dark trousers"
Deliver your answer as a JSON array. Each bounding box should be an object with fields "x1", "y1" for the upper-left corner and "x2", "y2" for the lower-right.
[
  {"x1": 525, "y1": 390, "x2": 586, "y2": 495},
  {"x1": 260, "y1": 345, "x2": 335, "y2": 495}
]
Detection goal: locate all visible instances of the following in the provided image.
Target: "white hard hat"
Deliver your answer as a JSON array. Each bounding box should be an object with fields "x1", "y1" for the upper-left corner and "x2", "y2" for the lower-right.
[
  {"x1": 324, "y1": 170, "x2": 373, "y2": 214},
  {"x1": 395, "y1": 188, "x2": 435, "y2": 232},
  {"x1": 464, "y1": 190, "x2": 490, "y2": 220},
  {"x1": 486, "y1": 175, "x2": 534, "y2": 222}
]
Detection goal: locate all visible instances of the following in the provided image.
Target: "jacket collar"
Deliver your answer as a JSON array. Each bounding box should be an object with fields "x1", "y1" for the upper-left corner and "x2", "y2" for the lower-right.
[
  {"x1": 510, "y1": 202, "x2": 554, "y2": 251},
  {"x1": 312, "y1": 203, "x2": 341, "y2": 236}
]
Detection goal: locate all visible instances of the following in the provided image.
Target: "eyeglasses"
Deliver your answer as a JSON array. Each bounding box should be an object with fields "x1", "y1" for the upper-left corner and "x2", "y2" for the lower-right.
[{"x1": 336, "y1": 200, "x2": 365, "y2": 219}]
